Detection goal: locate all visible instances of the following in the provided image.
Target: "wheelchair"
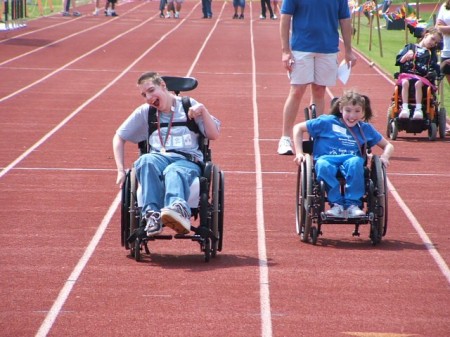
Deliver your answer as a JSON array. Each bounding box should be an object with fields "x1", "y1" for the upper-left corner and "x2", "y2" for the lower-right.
[
  {"x1": 386, "y1": 72, "x2": 447, "y2": 141},
  {"x1": 296, "y1": 105, "x2": 388, "y2": 246},
  {"x1": 120, "y1": 76, "x2": 225, "y2": 262}
]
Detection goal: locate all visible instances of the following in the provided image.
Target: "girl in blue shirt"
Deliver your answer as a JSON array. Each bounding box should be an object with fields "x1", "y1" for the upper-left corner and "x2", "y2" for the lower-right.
[{"x1": 293, "y1": 90, "x2": 394, "y2": 217}]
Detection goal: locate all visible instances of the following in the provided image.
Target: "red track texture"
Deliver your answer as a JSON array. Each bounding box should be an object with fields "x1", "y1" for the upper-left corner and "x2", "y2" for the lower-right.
[{"x1": 0, "y1": 1, "x2": 449, "y2": 337}]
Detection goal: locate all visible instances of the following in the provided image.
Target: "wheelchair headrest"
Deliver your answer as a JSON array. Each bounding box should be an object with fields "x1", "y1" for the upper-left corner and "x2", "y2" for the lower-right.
[{"x1": 161, "y1": 76, "x2": 198, "y2": 94}]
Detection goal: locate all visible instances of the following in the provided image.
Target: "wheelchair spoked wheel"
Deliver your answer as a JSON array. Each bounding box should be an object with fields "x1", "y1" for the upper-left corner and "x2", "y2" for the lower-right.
[
  {"x1": 121, "y1": 170, "x2": 132, "y2": 249},
  {"x1": 296, "y1": 155, "x2": 313, "y2": 243},
  {"x1": 370, "y1": 156, "x2": 388, "y2": 245},
  {"x1": 209, "y1": 165, "x2": 221, "y2": 259},
  {"x1": 129, "y1": 169, "x2": 140, "y2": 258},
  {"x1": 387, "y1": 119, "x2": 398, "y2": 141},
  {"x1": 438, "y1": 107, "x2": 447, "y2": 139},
  {"x1": 217, "y1": 170, "x2": 225, "y2": 253}
]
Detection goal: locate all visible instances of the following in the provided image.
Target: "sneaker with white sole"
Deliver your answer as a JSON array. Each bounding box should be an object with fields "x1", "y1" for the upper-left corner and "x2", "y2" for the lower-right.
[
  {"x1": 161, "y1": 202, "x2": 191, "y2": 235},
  {"x1": 398, "y1": 108, "x2": 410, "y2": 119},
  {"x1": 347, "y1": 205, "x2": 365, "y2": 217},
  {"x1": 412, "y1": 109, "x2": 423, "y2": 120},
  {"x1": 326, "y1": 204, "x2": 344, "y2": 217},
  {"x1": 277, "y1": 137, "x2": 294, "y2": 155},
  {"x1": 144, "y1": 211, "x2": 162, "y2": 236}
]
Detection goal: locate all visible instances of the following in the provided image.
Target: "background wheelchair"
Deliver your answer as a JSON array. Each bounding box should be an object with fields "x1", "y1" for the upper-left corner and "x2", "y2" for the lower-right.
[
  {"x1": 386, "y1": 72, "x2": 447, "y2": 141},
  {"x1": 120, "y1": 76, "x2": 225, "y2": 262},
  {"x1": 296, "y1": 105, "x2": 388, "y2": 246}
]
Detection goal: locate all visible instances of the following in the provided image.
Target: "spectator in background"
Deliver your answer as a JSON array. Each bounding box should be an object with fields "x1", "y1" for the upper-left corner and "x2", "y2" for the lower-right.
[
  {"x1": 105, "y1": 0, "x2": 118, "y2": 16},
  {"x1": 202, "y1": 0, "x2": 212, "y2": 18},
  {"x1": 61, "y1": 0, "x2": 81, "y2": 16},
  {"x1": 271, "y1": 0, "x2": 281, "y2": 19},
  {"x1": 260, "y1": 0, "x2": 274, "y2": 20},
  {"x1": 232, "y1": 0, "x2": 245, "y2": 19},
  {"x1": 166, "y1": 0, "x2": 183, "y2": 18}
]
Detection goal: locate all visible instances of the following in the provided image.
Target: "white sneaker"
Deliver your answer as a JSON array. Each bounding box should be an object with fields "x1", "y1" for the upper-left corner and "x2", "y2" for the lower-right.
[
  {"x1": 174, "y1": 11, "x2": 179, "y2": 18},
  {"x1": 259, "y1": 15, "x2": 266, "y2": 19},
  {"x1": 92, "y1": 8, "x2": 99, "y2": 15},
  {"x1": 347, "y1": 205, "x2": 365, "y2": 217},
  {"x1": 166, "y1": 12, "x2": 172, "y2": 18},
  {"x1": 144, "y1": 211, "x2": 163, "y2": 236},
  {"x1": 326, "y1": 204, "x2": 344, "y2": 217},
  {"x1": 412, "y1": 109, "x2": 423, "y2": 120},
  {"x1": 398, "y1": 108, "x2": 410, "y2": 119},
  {"x1": 277, "y1": 137, "x2": 294, "y2": 155},
  {"x1": 161, "y1": 202, "x2": 191, "y2": 235}
]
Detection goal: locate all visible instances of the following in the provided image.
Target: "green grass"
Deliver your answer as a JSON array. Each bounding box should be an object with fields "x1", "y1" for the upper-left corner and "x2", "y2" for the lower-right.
[
  {"x1": 351, "y1": 5, "x2": 450, "y2": 116},
  {"x1": 25, "y1": 0, "x2": 91, "y2": 18}
]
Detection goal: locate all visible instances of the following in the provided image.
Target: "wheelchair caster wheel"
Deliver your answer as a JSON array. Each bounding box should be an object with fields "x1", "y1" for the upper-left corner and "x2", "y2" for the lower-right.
[{"x1": 134, "y1": 238, "x2": 141, "y2": 262}]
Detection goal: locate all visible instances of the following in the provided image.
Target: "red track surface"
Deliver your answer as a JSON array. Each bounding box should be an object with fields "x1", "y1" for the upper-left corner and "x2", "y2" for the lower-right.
[{"x1": 1, "y1": 2, "x2": 449, "y2": 336}]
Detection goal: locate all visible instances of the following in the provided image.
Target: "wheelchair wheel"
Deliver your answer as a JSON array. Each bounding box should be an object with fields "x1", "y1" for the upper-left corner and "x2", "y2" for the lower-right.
[
  {"x1": 369, "y1": 156, "x2": 388, "y2": 245},
  {"x1": 217, "y1": 170, "x2": 225, "y2": 252},
  {"x1": 296, "y1": 155, "x2": 313, "y2": 243},
  {"x1": 428, "y1": 122, "x2": 437, "y2": 141},
  {"x1": 438, "y1": 107, "x2": 447, "y2": 139},
  {"x1": 121, "y1": 170, "x2": 132, "y2": 249},
  {"x1": 387, "y1": 118, "x2": 398, "y2": 141},
  {"x1": 129, "y1": 169, "x2": 139, "y2": 245},
  {"x1": 210, "y1": 165, "x2": 221, "y2": 258}
]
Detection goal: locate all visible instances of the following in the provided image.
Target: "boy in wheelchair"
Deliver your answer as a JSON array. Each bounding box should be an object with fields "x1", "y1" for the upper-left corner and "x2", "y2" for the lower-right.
[
  {"x1": 113, "y1": 72, "x2": 221, "y2": 237},
  {"x1": 293, "y1": 90, "x2": 394, "y2": 218},
  {"x1": 395, "y1": 27, "x2": 442, "y2": 120}
]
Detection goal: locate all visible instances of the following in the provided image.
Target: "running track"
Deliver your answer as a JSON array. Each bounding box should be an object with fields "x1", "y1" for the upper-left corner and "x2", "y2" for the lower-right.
[{"x1": 0, "y1": 1, "x2": 449, "y2": 336}]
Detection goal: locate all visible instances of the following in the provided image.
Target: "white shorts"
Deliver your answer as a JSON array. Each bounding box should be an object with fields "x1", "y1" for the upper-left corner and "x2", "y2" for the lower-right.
[{"x1": 289, "y1": 51, "x2": 338, "y2": 86}]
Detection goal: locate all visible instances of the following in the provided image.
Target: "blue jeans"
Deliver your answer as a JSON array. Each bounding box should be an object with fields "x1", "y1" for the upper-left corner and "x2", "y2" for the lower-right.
[
  {"x1": 315, "y1": 154, "x2": 365, "y2": 208},
  {"x1": 134, "y1": 154, "x2": 202, "y2": 216},
  {"x1": 202, "y1": 0, "x2": 212, "y2": 17}
]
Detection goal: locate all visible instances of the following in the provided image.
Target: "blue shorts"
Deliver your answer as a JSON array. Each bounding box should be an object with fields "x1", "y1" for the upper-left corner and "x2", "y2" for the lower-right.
[{"x1": 233, "y1": 0, "x2": 245, "y2": 8}]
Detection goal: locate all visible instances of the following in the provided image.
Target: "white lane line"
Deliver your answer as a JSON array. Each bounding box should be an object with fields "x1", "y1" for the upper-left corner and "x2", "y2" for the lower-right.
[
  {"x1": 0, "y1": 12, "x2": 129, "y2": 67},
  {"x1": 250, "y1": 2, "x2": 273, "y2": 336},
  {"x1": 0, "y1": 8, "x2": 192, "y2": 180},
  {"x1": 35, "y1": 191, "x2": 121, "y2": 337},
  {"x1": 387, "y1": 178, "x2": 450, "y2": 284}
]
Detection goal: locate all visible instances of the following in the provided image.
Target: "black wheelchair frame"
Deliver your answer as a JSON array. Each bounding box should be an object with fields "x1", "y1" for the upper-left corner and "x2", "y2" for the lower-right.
[
  {"x1": 120, "y1": 76, "x2": 225, "y2": 262},
  {"x1": 296, "y1": 105, "x2": 388, "y2": 246}
]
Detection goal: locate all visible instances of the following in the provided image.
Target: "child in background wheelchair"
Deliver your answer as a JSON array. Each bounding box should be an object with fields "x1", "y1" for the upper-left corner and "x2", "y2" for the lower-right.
[
  {"x1": 395, "y1": 27, "x2": 442, "y2": 120},
  {"x1": 293, "y1": 91, "x2": 394, "y2": 245},
  {"x1": 387, "y1": 28, "x2": 447, "y2": 140}
]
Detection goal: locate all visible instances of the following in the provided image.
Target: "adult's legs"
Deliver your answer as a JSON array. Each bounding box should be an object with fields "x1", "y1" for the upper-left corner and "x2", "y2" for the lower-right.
[
  {"x1": 310, "y1": 83, "x2": 326, "y2": 116},
  {"x1": 282, "y1": 84, "x2": 307, "y2": 137}
]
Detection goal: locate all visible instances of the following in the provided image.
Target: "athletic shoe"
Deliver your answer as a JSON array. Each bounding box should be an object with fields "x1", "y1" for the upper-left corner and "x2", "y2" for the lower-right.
[
  {"x1": 166, "y1": 12, "x2": 172, "y2": 18},
  {"x1": 239, "y1": 14, "x2": 244, "y2": 19},
  {"x1": 326, "y1": 204, "x2": 344, "y2": 217},
  {"x1": 161, "y1": 203, "x2": 191, "y2": 235},
  {"x1": 62, "y1": 11, "x2": 70, "y2": 16},
  {"x1": 72, "y1": 11, "x2": 81, "y2": 17},
  {"x1": 174, "y1": 11, "x2": 179, "y2": 18},
  {"x1": 347, "y1": 205, "x2": 365, "y2": 217},
  {"x1": 271, "y1": 15, "x2": 277, "y2": 19},
  {"x1": 144, "y1": 211, "x2": 162, "y2": 236},
  {"x1": 277, "y1": 136, "x2": 294, "y2": 155},
  {"x1": 259, "y1": 15, "x2": 266, "y2": 19},
  {"x1": 111, "y1": 11, "x2": 118, "y2": 17},
  {"x1": 398, "y1": 108, "x2": 410, "y2": 119},
  {"x1": 412, "y1": 109, "x2": 423, "y2": 120}
]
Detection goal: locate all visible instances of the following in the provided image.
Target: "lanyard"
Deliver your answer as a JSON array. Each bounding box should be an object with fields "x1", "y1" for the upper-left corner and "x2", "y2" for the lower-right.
[
  {"x1": 340, "y1": 119, "x2": 367, "y2": 157},
  {"x1": 157, "y1": 103, "x2": 175, "y2": 153}
]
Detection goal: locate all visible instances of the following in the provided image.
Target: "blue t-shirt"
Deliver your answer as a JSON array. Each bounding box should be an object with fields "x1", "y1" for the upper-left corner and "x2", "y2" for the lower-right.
[
  {"x1": 281, "y1": 0, "x2": 350, "y2": 53},
  {"x1": 306, "y1": 115, "x2": 382, "y2": 160}
]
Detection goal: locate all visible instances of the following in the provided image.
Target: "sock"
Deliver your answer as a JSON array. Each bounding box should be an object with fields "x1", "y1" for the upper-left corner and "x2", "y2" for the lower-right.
[
  {"x1": 415, "y1": 103, "x2": 422, "y2": 111},
  {"x1": 402, "y1": 103, "x2": 408, "y2": 110}
]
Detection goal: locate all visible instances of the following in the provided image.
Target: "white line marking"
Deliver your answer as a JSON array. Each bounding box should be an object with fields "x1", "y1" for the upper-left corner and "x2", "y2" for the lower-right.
[
  {"x1": 35, "y1": 192, "x2": 121, "y2": 337},
  {"x1": 250, "y1": 2, "x2": 273, "y2": 336},
  {"x1": 387, "y1": 178, "x2": 450, "y2": 284}
]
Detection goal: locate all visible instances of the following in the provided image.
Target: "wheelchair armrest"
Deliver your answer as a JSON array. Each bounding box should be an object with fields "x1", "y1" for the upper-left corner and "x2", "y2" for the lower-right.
[{"x1": 161, "y1": 76, "x2": 198, "y2": 94}]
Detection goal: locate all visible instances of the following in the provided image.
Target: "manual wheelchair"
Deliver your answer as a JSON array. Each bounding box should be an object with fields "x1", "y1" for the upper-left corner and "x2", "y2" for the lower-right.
[
  {"x1": 386, "y1": 72, "x2": 447, "y2": 141},
  {"x1": 296, "y1": 105, "x2": 388, "y2": 246},
  {"x1": 120, "y1": 76, "x2": 224, "y2": 262}
]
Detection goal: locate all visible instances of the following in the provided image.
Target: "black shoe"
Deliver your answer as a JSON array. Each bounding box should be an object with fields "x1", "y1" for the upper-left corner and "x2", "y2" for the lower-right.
[
  {"x1": 232, "y1": 14, "x2": 238, "y2": 19},
  {"x1": 239, "y1": 14, "x2": 244, "y2": 19}
]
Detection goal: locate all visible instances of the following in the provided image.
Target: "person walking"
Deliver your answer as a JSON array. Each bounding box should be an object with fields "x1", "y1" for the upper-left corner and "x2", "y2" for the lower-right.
[{"x1": 277, "y1": 0, "x2": 357, "y2": 155}]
